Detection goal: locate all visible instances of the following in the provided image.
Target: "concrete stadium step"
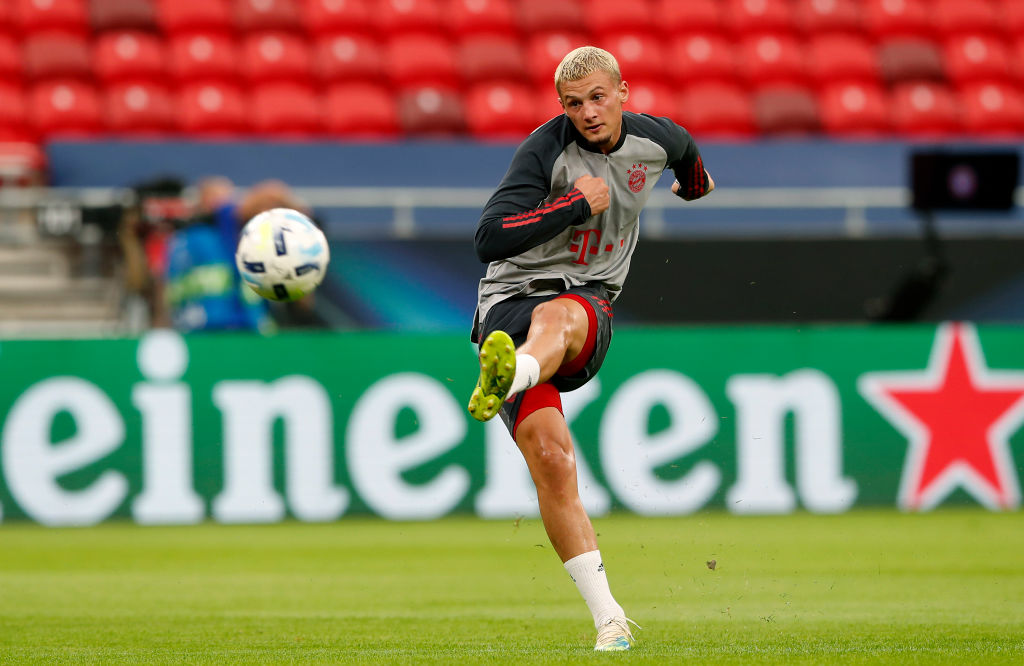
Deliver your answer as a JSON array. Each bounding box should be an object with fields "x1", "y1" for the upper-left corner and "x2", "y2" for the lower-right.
[
  {"x1": 0, "y1": 277, "x2": 117, "y2": 304},
  {"x1": 0, "y1": 246, "x2": 69, "y2": 279},
  {"x1": 0, "y1": 240, "x2": 126, "y2": 337},
  {"x1": 0, "y1": 300, "x2": 117, "y2": 322},
  {"x1": 0, "y1": 319, "x2": 119, "y2": 338}
]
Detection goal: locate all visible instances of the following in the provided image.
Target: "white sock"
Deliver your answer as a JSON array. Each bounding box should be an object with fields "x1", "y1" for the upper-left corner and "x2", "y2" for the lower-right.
[
  {"x1": 508, "y1": 353, "x2": 540, "y2": 397},
  {"x1": 564, "y1": 550, "x2": 625, "y2": 628}
]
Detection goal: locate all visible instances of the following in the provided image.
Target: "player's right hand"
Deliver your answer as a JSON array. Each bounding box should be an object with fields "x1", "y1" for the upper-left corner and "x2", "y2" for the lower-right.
[{"x1": 574, "y1": 175, "x2": 610, "y2": 216}]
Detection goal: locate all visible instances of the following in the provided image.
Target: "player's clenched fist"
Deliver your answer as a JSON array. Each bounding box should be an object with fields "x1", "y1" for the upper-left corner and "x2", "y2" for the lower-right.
[{"x1": 574, "y1": 174, "x2": 610, "y2": 216}]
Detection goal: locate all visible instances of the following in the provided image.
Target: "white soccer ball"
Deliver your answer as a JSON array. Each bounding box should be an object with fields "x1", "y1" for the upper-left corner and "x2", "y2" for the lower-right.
[{"x1": 235, "y1": 208, "x2": 330, "y2": 302}]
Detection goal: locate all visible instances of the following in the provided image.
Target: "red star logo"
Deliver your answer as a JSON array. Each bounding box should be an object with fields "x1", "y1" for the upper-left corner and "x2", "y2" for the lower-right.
[{"x1": 858, "y1": 323, "x2": 1024, "y2": 511}]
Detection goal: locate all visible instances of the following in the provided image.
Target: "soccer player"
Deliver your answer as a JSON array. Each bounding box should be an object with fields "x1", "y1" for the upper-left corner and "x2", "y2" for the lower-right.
[{"x1": 467, "y1": 46, "x2": 715, "y2": 651}]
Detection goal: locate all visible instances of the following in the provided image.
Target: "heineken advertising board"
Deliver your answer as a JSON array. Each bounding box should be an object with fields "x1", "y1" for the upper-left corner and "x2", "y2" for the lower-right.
[{"x1": 0, "y1": 324, "x2": 1022, "y2": 526}]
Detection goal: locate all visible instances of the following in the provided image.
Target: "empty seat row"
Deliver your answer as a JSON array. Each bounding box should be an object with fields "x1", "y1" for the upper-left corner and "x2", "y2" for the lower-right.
[
  {"x1": 0, "y1": 80, "x2": 540, "y2": 138},
  {"x1": 7, "y1": 0, "x2": 1024, "y2": 40},
  {"x1": 4, "y1": 30, "x2": 1023, "y2": 91},
  {"x1": 651, "y1": 80, "x2": 1024, "y2": 137},
  {"x1": 648, "y1": 32, "x2": 1024, "y2": 88},
  {"x1": 2, "y1": 79, "x2": 1021, "y2": 141}
]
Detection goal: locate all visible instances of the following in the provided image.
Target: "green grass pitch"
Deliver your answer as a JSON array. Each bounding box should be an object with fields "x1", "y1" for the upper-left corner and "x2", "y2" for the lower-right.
[{"x1": 1, "y1": 510, "x2": 1023, "y2": 664}]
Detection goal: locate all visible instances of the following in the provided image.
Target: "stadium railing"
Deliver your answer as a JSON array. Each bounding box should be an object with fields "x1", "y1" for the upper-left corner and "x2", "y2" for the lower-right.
[{"x1": 4, "y1": 184, "x2": 1024, "y2": 241}]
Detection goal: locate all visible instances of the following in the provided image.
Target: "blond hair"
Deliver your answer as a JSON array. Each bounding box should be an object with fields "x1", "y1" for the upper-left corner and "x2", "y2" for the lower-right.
[{"x1": 554, "y1": 46, "x2": 621, "y2": 93}]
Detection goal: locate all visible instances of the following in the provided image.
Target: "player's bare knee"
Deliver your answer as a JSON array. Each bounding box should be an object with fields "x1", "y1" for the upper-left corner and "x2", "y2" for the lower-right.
[
  {"x1": 528, "y1": 438, "x2": 576, "y2": 491},
  {"x1": 531, "y1": 301, "x2": 577, "y2": 347},
  {"x1": 531, "y1": 301, "x2": 573, "y2": 332}
]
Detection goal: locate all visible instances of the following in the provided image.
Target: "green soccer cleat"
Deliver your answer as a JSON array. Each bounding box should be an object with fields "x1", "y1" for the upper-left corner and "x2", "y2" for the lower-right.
[
  {"x1": 468, "y1": 330, "x2": 516, "y2": 422},
  {"x1": 594, "y1": 617, "x2": 639, "y2": 652}
]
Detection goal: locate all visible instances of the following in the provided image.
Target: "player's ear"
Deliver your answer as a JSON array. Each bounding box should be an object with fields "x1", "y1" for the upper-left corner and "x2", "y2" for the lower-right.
[{"x1": 618, "y1": 80, "x2": 629, "y2": 104}]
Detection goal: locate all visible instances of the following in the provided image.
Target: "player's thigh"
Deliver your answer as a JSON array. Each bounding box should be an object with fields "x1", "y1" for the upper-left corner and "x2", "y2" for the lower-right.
[
  {"x1": 531, "y1": 296, "x2": 591, "y2": 362},
  {"x1": 549, "y1": 288, "x2": 613, "y2": 393}
]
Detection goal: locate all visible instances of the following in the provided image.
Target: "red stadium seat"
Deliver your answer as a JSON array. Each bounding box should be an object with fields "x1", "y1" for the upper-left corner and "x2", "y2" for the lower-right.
[
  {"x1": 0, "y1": 83, "x2": 30, "y2": 137},
  {"x1": 177, "y1": 82, "x2": 248, "y2": 134},
  {"x1": 16, "y1": 0, "x2": 87, "y2": 35},
  {"x1": 624, "y1": 81, "x2": 676, "y2": 118},
  {"x1": 525, "y1": 31, "x2": 591, "y2": 86},
  {"x1": 457, "y1": 36, "x2": 528, "y2": 85},
  {"x1": 597, "y1": 33, "x2": 669, "y2": 85},
  {"x1": 464, "y1": 81, "x2": 538, "y2": 139},
  {"x1": 792, "y1": 0, "x2": 862, "y2": 35},
  {"x1": 652, "y1": 0, "x2": 722, "y2": 36},
  {"x1": 724, "y1": 0, "x2": 794, "y2": 36},
  {"x1": 943, "y1": 35, "x2": 1014, "y2": 85},
  {"x1": 449, "y1": 0, "x2": 517, "y2": 38},
  {"x1": 303, "y1": 0, "x2": 373, "y2": 37},
  {"x1": 754, "y1": 86, "x2": 820, "y2": 134},
  {"x1": 878, "y1": 39, "x2": 945, "y2": 84},
  {"x1": 250, "y1": 82, "x2": 322, "y2": 134},
  {"x1": 583, "y1": 0, "x2": 655, "y2": 39},
  {"x1": 240, "y1": 31, "x2": 313, "y2": 84},
  {"x1": 93, "y1": 32, "x2": 166, "y2": 84},
  {"x1": 0, "y1": 34, "x2": 22, "y2": 82},
  {"x1": 376, "y1": 0, "x2": 442, "y2": 37},
  {"x1": 22, "y1": 32, "x2": 92, "y2": 81},
  {"x1": 933, "y1": 0, "x2": 999, "y2": 38},
  {"x1": 959, "y1": 82, "x2": 1024, "y2": 134},
  {"x1": 233, "y1": 0, "x2": 302, "y2": 32},
  {"x1": 157, "y1": 0, "x2": 232, "y2": 34},
  {"x1": 385, "y1": 35, "x2": 458, "y2": 88},
  {"x1": 533, "y1": 88, "x2": 564, "y2": 126},
  {"x1": 999, "y1": 0, "x2": 1024, "y2": 36},
  {"x1": 0, "y1": 3, "x2": 13, "y2": 34},
  {"x1": 29, "y1": 79, "x2": 102, "y2": 135},
  {"x1": 105, "y1": 81, "x2": 175, "y2": 134},
  {"x1": 168, "y1": 33, "x2": 239, "y2": 83},
  {"x1": 677, "y1": 82, "x2": 755, "y2": 136},
  {"x1": 668, "y1": 34, "x2": 738, "y2": 87},
  {"x1": 738, "y1": 34, "x2": 807, "y2": 87},
  {"x1": 806, "y1": 35, "x2": 879, "y2": 85},
  {"x1": 90, "y1": 0, "x2": 157, "y2": 32},
  {"x1": 324, "y1": 82, "x2": 399, "y2": 136},
  {"x1": 314, "y1": 34, "x2": 384, "y2": 83},
  {"x1": 890, "y1": 82, "x2": 961, "y2": 135},
  {"x1": 817, "y1": 82, "x2": 890, "y2": 135},
  {"x1": 862, "y1": 0, "x2": 931, "y2": 39},
  {"x1": 516, "y1": 0, "x2": 583, "y2": 35},
  {"x1": 396, "y1": 85, "x2": 465, "y2": 135}
]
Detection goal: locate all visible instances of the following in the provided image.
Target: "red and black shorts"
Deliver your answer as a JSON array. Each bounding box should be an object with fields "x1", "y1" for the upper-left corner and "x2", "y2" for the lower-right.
[{"x1": 477, "y1": 285, "x2": 614, "y2": 438}]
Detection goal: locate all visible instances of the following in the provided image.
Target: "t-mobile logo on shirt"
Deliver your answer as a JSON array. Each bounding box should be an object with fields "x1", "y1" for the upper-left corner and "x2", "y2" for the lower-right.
[{"x1": 570, "y1": 229, "x2": 624, "y2": 266}]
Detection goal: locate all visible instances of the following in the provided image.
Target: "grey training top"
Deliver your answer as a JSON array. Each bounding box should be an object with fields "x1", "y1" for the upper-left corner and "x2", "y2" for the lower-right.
[{"x1": 471, "y1": 111, "x2": 709, "y2": 341}]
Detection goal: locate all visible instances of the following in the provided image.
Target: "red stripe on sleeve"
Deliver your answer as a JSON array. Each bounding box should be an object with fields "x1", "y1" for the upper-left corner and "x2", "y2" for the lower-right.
[
  {"x1": 503, "y1": 216, "x2": 541, "y2": 228},
  {"x1": 501, "y1": 189, "x2": 585, "y2": 228},
  {"x1": 687, "y1": 156, "x2": 706, "y2": 199},
  {"x1": 502, "y1": 190, "x2": 584, "y2": 222}
]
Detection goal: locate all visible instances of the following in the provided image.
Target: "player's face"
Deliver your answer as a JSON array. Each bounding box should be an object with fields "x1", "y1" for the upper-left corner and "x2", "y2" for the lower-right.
[{"x1": 558, "y1": 71, "x2": 629, "y2": 153}]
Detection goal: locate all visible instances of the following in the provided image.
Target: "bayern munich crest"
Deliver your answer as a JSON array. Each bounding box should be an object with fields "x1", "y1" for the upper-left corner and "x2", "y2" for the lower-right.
[{"x1": 627, "y1": 162, "x2": 647, "y2": 193}]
